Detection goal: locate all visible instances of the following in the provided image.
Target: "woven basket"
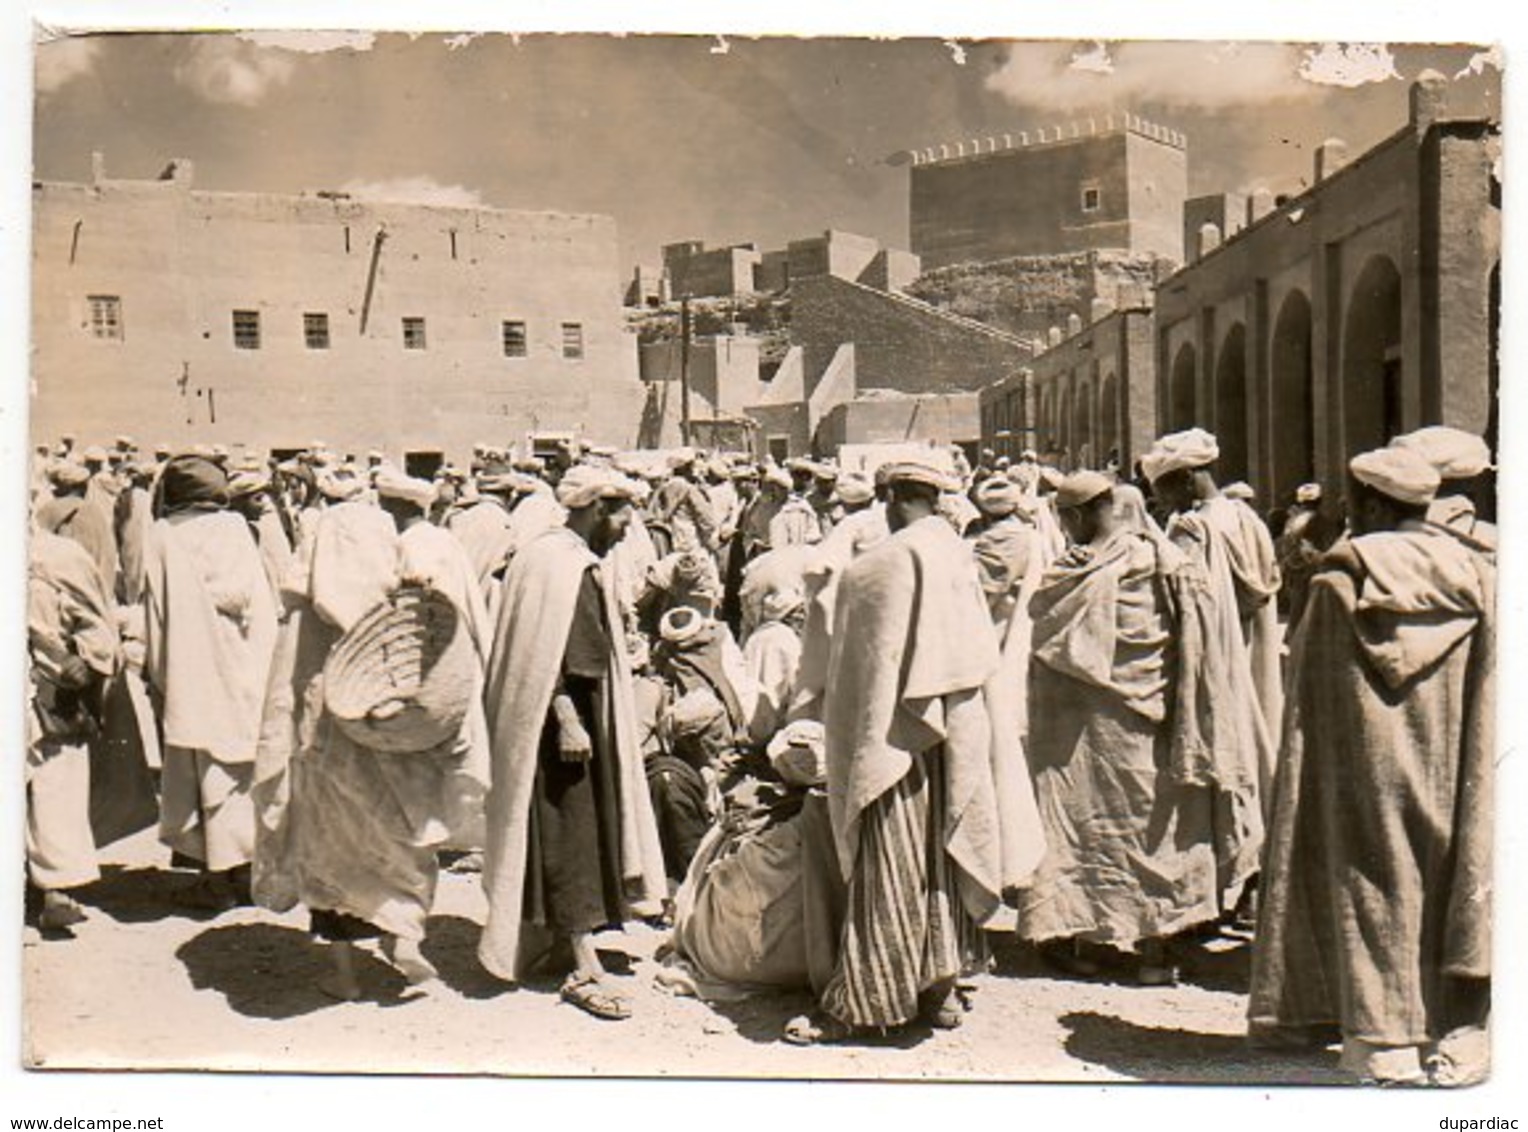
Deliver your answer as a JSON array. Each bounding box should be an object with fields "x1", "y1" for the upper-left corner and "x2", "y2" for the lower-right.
[{"x1": 322, "y1": 587, "x2": 473, "y2": 754}]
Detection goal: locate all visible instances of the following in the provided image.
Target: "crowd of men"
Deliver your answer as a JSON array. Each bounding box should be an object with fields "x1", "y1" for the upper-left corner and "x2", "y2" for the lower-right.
[{"x1": 24, "y1": 421, "x2": 1495, "y2": 1085}]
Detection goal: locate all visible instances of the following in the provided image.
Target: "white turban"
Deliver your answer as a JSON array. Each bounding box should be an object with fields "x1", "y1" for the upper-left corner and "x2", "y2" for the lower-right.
[
  {"x1": 374, "y1": 470, "x2": 438, "y2": 509},
  {"x1": 767, "y1": 719, "x2": 827, "y2": 788},
  {"x1": 883, "y1": 457, "x2": 959, "y2": 494},
  {"x1": 1392, "y1": 426, "x2": 1492, "y2": 480},
  {"x1": 834, "y1": 473, "x2": 874, "y2": 507},
  {"x1": 316, "y1": 468, "x2": 366, "y2": 502},
  {"x1": 1350, "y1": 446, "x2": 1440, "y2": 506},
  {"x1": 1141, "y1": 428, "x2": 1220, "y2": 485},
  {"x1": 973, "y1": 475, "x2": 1024, "y2": 517},
  {"x1": 1053, "y1": 469, "x2": 1114, "y2": 509},
  {"x1": 555, "y1": 464, "x2": 638, "y2": 510}
]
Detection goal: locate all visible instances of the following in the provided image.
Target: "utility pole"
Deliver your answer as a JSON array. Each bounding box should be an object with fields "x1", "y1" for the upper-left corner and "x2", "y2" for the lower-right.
[{"x1": 678, "y1": 295, "x2": 693, "y2": 447}]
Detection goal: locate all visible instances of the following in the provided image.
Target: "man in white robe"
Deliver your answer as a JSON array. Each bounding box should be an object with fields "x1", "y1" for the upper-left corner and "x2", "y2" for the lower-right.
[{"x1": 143, "y1": 456, "x2": 278, "y2": 910}]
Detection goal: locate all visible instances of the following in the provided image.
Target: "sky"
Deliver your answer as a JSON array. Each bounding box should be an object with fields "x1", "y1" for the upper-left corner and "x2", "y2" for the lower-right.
[{"x1": 32, "y1": 33, "x2": 1501, "y2": 273}]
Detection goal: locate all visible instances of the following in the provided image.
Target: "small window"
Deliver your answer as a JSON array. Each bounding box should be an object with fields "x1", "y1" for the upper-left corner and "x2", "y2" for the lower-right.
[
  {"x1": 403, "y1": 316, "x2": 427, "y2": 351},
  {"x1": 303, "y1": 312, "x2": 330, "y2": 350},
  {"x1": 502, "y1": 320, "x2": 527, "y2": 358},
  {"x1": 561, "y1": 322, "x2": 584, "y2": 360},
  {"x1": 232, "y1": 309, "x2": 261, "y2": 349},
  {"x1": 87, "y1": 295, "x2": 122, "y2": 340},
  {"x1": 1081, "y1": 185, "x2": 1102, "y2": 213}
]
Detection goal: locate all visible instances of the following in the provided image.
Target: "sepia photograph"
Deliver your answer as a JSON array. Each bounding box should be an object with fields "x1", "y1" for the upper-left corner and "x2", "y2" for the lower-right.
[{"x1": 8, "y1": 4, "x2": 1517, "y2": 1122}]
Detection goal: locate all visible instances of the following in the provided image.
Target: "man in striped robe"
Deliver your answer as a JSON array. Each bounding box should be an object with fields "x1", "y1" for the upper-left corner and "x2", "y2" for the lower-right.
[{"x1": 784, "y1": 459, "x2": 1016, "y2": 1043}]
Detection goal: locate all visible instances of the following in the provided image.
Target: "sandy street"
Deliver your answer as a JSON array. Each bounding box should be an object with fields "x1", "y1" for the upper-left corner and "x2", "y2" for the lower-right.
[{"x1": 25, "y1": 828, "x2": 1342, "y2": 1084}]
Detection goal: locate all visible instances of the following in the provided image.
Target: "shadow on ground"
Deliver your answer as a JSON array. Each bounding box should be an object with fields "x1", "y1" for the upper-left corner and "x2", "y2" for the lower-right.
[
  {"x1": 420, "y1": 914, "x2": 508, "y2": 1001},
  {"x1": 73, "y1": 865, "x2": 218, "y2": 925},
  {"x1": 989, "y1": 930, "x2": 1254, "y2": 995},
  {"x1": 175, "y1": 922, "x2": 410, "y2": 1020},
  {"x1": 1059, "y1": 1010, "x2": 1346, "y2": 1085}
]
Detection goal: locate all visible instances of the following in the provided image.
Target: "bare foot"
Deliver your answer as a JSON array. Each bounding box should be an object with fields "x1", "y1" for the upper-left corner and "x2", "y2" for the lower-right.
[
  {"x1": 38, "y1": 893, "x2": 88, "y2": 932},
  {"x1": 382, "y1": 935, "x2": 438, "y2": 986},
  {"x1": 316, "y1": 971, "x2": 363, "y2": 1002},
  {"x1": 318, "y1": 941, "x2": 363, "y2": 1001}
]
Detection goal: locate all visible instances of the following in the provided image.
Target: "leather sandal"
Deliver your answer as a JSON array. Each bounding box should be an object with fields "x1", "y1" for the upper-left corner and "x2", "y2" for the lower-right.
[
  {"x1": 560, "y1": 972, "x2": 631, "y2": 1021},
  {"x1": 782, "y1": 1011, "x2": 855, "y2": 1046}
]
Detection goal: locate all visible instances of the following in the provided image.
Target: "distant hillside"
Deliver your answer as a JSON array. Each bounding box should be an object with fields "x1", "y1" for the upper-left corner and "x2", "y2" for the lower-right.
[{"x1": 626, "y1": 291, "x2": 792, "y2": 365}]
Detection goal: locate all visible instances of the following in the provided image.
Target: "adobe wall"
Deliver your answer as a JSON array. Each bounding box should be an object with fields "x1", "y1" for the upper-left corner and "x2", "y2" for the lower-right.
[
  {"x1": 978, "y1": 308, "x2": 1155, "y2": 469},
  {"x1": 909, "y1": 125, "x2": 1186, "y2": 268},
  {"x1": 1151, "y1": 114, "x2": 1499, "y2": 502},
  {"x1": 789, "y1": 275, "x2": 1032, "y2": 405},
  {"x1": 31, "y1": 176, "x2": 643, "y2": 464}
]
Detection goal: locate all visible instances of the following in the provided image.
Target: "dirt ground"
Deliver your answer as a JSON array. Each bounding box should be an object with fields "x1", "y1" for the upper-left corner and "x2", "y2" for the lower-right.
[{"x1": 24, "y1": 828, "x2": 1345, "y2": 1084}]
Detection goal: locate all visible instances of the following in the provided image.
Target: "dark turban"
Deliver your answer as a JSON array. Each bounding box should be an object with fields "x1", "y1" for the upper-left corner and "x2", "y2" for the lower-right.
[{"x1": 157, "y1": 455, "x2": 229, "y2": 516}]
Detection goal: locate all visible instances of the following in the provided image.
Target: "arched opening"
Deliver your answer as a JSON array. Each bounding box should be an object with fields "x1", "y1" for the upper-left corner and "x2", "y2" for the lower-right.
[
  {"x1": 1073, "y1": 380, "x2": 1094, "y2": 468},
  {"x1": 1099, "y1": 372, "x2": 1120, "y2": 468},
  {"x1": 1170, "y1": 342, "x2": 1197, "y2": 430},
  {"x1": 1214, "y1": 324, "x2": 1249, "y2": 483},
  {"x1": 1342, "y1": 255, "x2": 1403, "y2": 458},
  {"x1": 1270, "y1": 290, "x2": 1314, "y2": 507}
]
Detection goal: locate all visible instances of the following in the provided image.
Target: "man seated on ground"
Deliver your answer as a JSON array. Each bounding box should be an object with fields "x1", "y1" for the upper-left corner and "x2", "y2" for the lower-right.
[{"x1": 663, "y1": 721, "x2": 842, "y2": 1000}]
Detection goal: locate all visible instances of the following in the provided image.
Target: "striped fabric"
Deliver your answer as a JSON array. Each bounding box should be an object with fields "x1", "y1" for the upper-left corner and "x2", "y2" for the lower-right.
[{"x1": 820, "y1": 747, "x2": 978, "y2": 1030}]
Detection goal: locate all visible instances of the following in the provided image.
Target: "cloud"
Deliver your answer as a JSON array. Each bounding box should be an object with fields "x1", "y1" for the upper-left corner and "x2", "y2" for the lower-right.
[
  {"x1": 235, "y1": 30, "x2": 377, "y2": 54},
  {"x1": 35, "y1": 36, "x2": 101, "y2": 95},
  {"x1": 1298, "y1": 43, "x2": 1401, "y2": 88},
  {"x1": 338, "y1": 176, "x2": 487, "y2": 208},
  {"x1": 174, "y1": 37, "x2": 297, "y2": 106},
  {"x1": 986, "y1": 40, "x2": 1319, "y2": 112},
  {"x1": 442, "y1": 33, "x2": 480, "y2": 51}
]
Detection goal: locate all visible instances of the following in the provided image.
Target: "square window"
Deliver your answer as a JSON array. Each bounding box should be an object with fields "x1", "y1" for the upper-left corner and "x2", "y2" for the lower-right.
[
  {"x1": 232, "y1": 309, "x2": 261, "y2": 350},
  {"x1": 1081, "y1": 186, "x2": 1102, "y2": 212},
  {"x1": 561, "y1": 322, "x2": 584, "y2": 360},
  {"x1": 87, "y1": 295, "x2": 122, "y2": 340},
  {"x1": 303, "y1": 312, "x2": 330, "y2": 350},
  {"x1": 502, "y1": 320, "x2": 527, "y2": 358},
  {"x1": 403, "y1": 316, "x2": 427, "y2": 350}
]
